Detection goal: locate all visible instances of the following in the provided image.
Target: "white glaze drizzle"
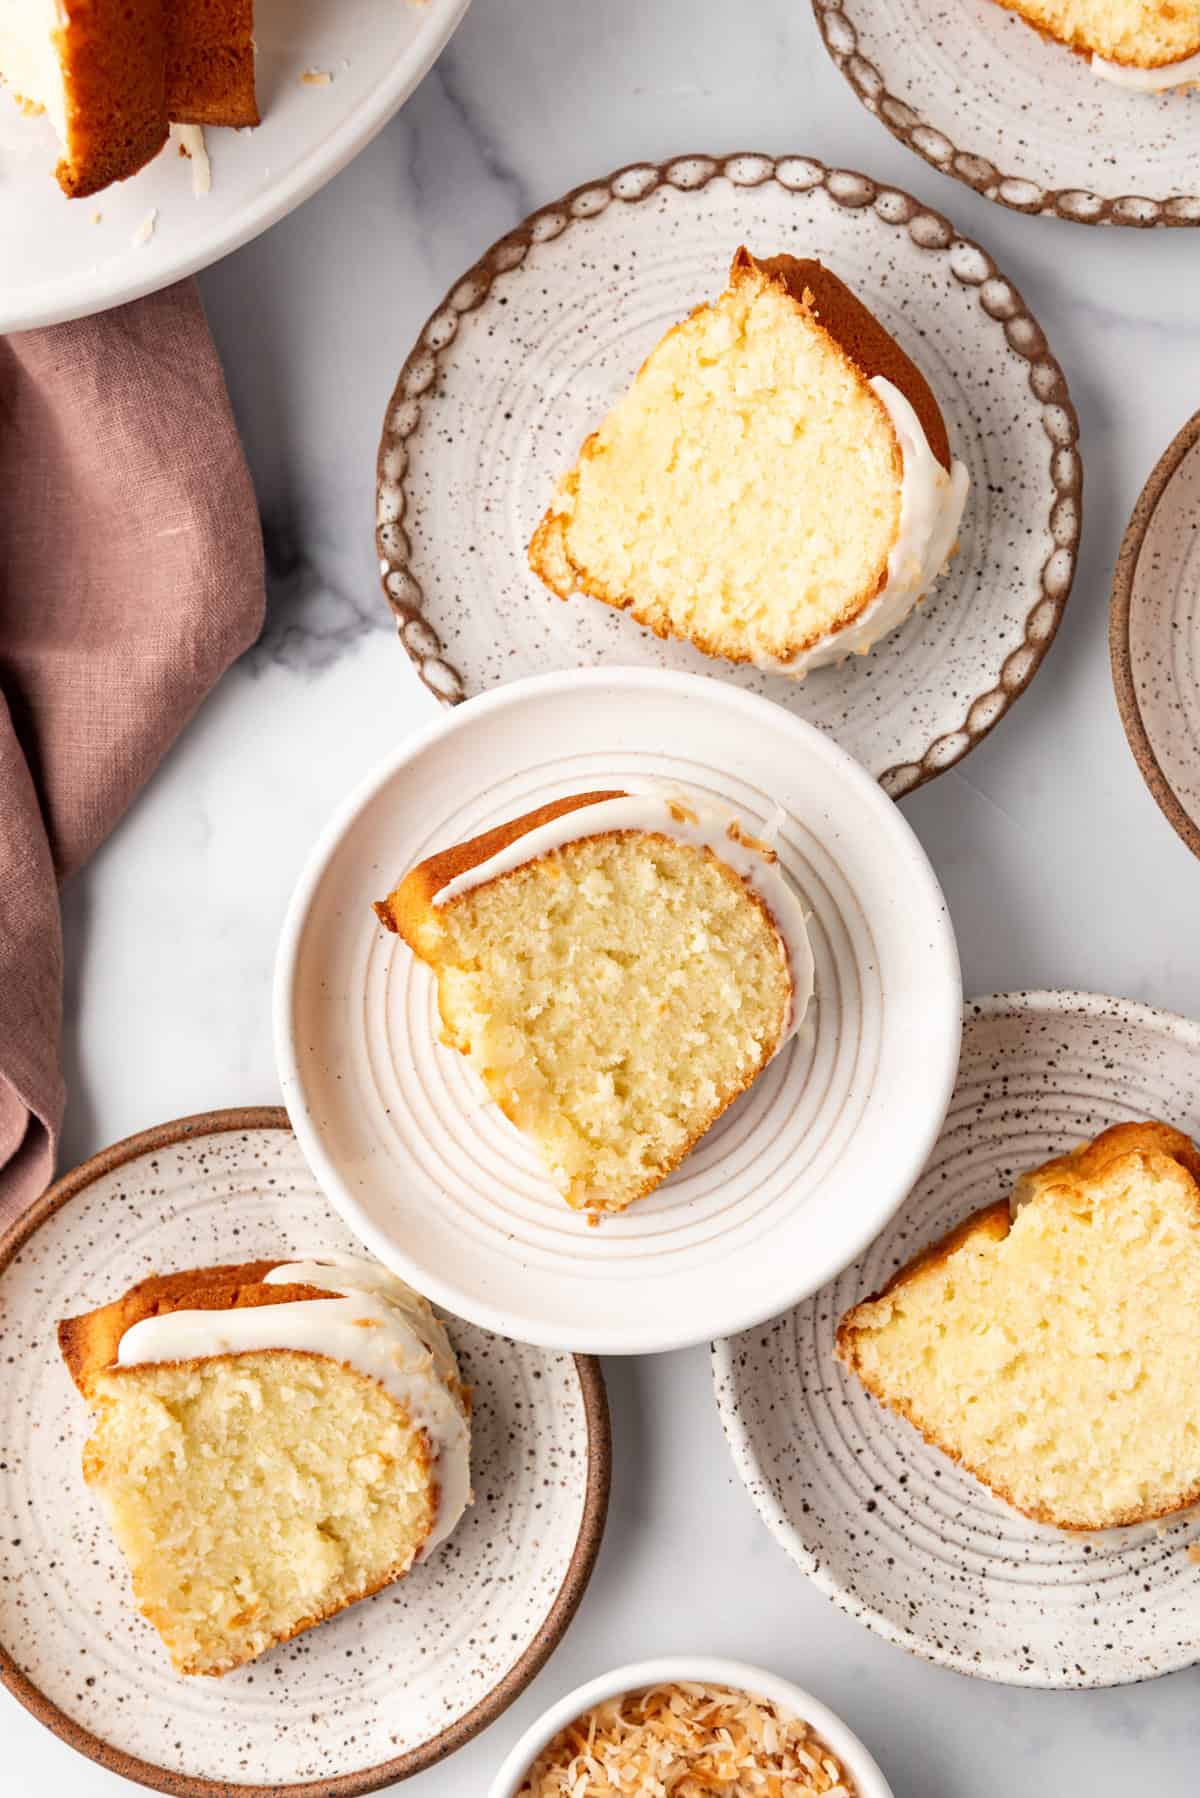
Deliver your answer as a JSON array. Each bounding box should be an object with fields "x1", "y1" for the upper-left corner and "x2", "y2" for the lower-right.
[
  {"x1": 755, "y1": 375, "x2": 969, "y2": 678},
  {"x1": 169, "y1": 122, "x2": 212, "y2": 196},
  {"x1": 1091, "y1": 48, "x2": 1200, "y2": 90},
  {"x1": 116, "y1": 1254, "x2": 472, "y2": 1563},
  {"x1": 432, "y1": 780, "x2": 815, "y2": 1047}
]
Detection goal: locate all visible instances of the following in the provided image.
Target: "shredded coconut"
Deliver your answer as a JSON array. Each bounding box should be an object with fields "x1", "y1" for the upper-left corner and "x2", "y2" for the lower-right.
[
  {"x1": 517, "y1": 1683, "x2": 856, "y2": 1797},
  {"x1": 132, "y1": 208, "x2": 158, "y2": 247},
  {"x1": 301, "y1": 68, "x2": 333, "y2": 85}
]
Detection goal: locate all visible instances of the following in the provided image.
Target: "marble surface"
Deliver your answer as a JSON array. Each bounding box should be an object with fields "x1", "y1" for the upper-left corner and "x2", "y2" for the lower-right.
[{"x1": 7, "y1": 0, "x2": 1200, "y2": 1791}]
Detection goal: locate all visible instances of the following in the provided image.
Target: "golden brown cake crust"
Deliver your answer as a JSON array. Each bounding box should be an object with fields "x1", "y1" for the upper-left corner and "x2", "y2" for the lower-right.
[
  {"x1": 743, "y1": 251, "x2": 952, "y2": 472},
  {"x1": 57, "y1": 1259, "x2": 337, "y2": 1394},
  {"x1": 47, "y1": 0, "x2": 257, "y2": 197},
  {"x1": 988, "y1": 0, "x2": 1200, "y2": 68},
  {"x1": 165, "y1": 0, "x2": 259, "y2": 126},
  {"x1": 54, "y1": 0, "x2": 170, "y2": 198},
  {"x1": 836, "y1": 1120, "x2": 1200, "y2": 1530},
  {"x1": 373, "y1": 790, "x2": 626, "y2": 947}
]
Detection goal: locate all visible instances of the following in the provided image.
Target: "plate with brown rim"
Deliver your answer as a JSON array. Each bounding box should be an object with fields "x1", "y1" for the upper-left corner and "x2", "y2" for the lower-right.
[
  {"x1": 814, "y1": 0, "x2": 1200, "y2": 227},
  {"x1": 0, "y1": 1107, "x2": 609, "y2": 1797},
  {"x1": 1111, "y1": 407, "x2": 1200, "y2": 862},
  {"x1": 375, "y1": 152, "x2": 1079, "y2": 799}
]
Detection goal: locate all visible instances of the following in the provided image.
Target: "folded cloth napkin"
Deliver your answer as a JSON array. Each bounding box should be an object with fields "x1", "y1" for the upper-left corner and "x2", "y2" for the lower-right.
[{"x1": 0, "y1": 279, "x2": 265, "y2": 1228}]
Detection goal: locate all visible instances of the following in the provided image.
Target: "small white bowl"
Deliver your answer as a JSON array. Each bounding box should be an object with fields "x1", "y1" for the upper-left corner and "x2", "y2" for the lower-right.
[{"x1": 488, "y1": 1656, "x2": 895, "y2": 1798}]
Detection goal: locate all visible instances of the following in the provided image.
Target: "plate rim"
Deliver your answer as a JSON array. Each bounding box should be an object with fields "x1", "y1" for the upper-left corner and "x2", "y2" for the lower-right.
[
  {"x1": 812, "y1": 0, "x2": 1200, "y2": 227},
  {"x1": 0, "y1": 1104, "x2": 611, "y2": 1797},
  {"x1": 373, "y1": 148, "x2": 1080, "y2": 796},
  {"x1": 0, "y1": 0, "x2": 472, "y2": 334},
  {"x1": 274, "y1": 664, "x2": 963, "y2": 1356},
  {"x1": 1109, "y1": 405, "x2": 1200, "y2": 863},
  {"x1": 712, "y1": 986, "x2": 1200, "y2": 1689}
]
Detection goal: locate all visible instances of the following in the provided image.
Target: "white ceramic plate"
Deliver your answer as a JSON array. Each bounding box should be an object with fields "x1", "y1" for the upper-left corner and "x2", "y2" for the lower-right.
[
  {"x1": 0, "y1": 1109, "x2": 608, "y2": 1794},
  {"x1": 0, "y1": 0, "x2": 469, "y2": 332},
  {"x1": 376, "y1": 151, "x2": 1080, "y2": 797},
  {"x1": 275, "y1": 667, "x2": 962, "y2": 1356},
  {"x1": 489, "y1": 1657, "x2": 894, "y2": 1798},
  {"x1": 714, "y1": 991, "x2": 1200, "y2": 1689},
  {"x1": 815, "y1": 0, "x2": 1200, "y2": 225},
  {"x1": 1111, "y1": 408, "x2": 1200, "y2": 862}
]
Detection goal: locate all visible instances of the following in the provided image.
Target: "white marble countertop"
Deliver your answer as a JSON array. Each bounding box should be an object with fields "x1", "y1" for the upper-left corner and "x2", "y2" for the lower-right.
[{"x1": 8, "y1": 0, "x2": 1200, "y2": 1791}]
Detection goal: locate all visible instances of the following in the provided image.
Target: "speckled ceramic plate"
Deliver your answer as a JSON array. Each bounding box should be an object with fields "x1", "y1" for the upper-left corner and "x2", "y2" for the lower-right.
[
  {"x1": 376, "y1": 152, "x2": 1079, "y2": 798},
  {"x1": 815, "y1": 1, "x2": 1200, "y2": 225},
  {"x1": 1111, "y1": 409, "x2": 1200, "y2": 861},
  {"x1": 275, "y1": 668, "x2": 962, "y2": 1356},
  {"x1": 0, "y1": 1109, "x2": 609, "y2": 1796},
  {"x1": 713, "y1": 991, "x2": 1200, "y2": 1688}
]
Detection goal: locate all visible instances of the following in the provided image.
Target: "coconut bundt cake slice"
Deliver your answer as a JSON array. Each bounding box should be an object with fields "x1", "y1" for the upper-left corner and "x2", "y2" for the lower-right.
[
  {"x1": 0, "y1": 0, "x2": 258, "y2": 196},
  {"x1": 529, "y1": 249, "x2": 968, "y2": 678},
  {"x1": 59, "y1": 1255, "x2": 471, "y2": 1675},
  {"x1": 374, "y1": 786, "x2": 815, "y2": 1217},
  {"x1": 987, "y1": 0, "x2": 1200, "y2": 89},
  {"x1": 836, "y1": 1122, "x2": 1200, "y2": 1530}
]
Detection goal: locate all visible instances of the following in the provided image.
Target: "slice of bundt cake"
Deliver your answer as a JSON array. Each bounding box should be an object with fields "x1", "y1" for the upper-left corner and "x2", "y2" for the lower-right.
[
  {"x1": 59, "y1": 1255, "x2": 471, "y2": 1675},
  {"x1": 987, "y1": 0, "x2": 1200, "y2": 88},
  {"x1": 529, "y1": 249, "x2": 968, "y2": 678},
  {"x1": 0, "y1": 0, "x2": 257, "y2": 197},
  {"x1": 374, "y1": 785, "x2": 815, "y2": 1217},
  {"x1": 836, "y1": 1121, "x2": 1200, "y2": 1530}
]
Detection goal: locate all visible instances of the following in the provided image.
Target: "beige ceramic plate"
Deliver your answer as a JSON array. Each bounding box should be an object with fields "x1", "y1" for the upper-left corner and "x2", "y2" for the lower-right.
[
  {"x1": 376, "y1": 152, "x2": 1079, "y2": 797},
  {"x1": 714, "y1": 992, "x2": 1200, "y2": 1688},
  {"x1": 0, "y1": 1109, "x2": 609, "y2": 1796},
  {"x1": 1111, "y1": 409, "x2": 1200, "y2": 860},
  {"x1": 815, "y1": 0, "x2": 1200, "y2": 225}
]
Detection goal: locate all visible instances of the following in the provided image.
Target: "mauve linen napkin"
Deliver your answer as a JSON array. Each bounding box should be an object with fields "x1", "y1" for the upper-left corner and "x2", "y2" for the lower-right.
[{"x1": 0, "y1": 279, "x2": 265, "y2": 1227}]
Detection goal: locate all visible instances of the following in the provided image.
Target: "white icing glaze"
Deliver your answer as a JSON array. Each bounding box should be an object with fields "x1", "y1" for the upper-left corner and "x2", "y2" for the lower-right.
[
  {"x1": 169, "y1": 123, "x2": 212, "y2": 196},
  {"x1": 117, "y1": 1254, "x2": 471, "y2": 1563},
  {"x1": 432, "y1": 780, "x2": 815, "y2": 1047},
  {"x1": 756, "y1": 375, "x2": 969, "y2": 678},
  {"x1": 0, "y1": 0, "x2": 69, "y2": 144},
  {"x1": 1092, "y1": 49, "x2": 1200, "y2": 90}
]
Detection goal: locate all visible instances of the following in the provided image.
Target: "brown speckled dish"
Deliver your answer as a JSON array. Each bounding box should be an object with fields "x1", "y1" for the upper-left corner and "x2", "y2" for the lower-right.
[
  {"x1": 714, "y1": 992, "x2": 1200, "y2": 1688},
  {"x1": 1111, "y1": 409, "x2": 1200, "y2": 861},
  {"x1": 376, "y1": 152, "x2": 1079, "y2": 798},
  {"x1": 815, "y1": 1, "x2": 1200, "y2": 226},
  {"x1": 0, "y1": 1108, "x2": 609, "y2": 1797}
]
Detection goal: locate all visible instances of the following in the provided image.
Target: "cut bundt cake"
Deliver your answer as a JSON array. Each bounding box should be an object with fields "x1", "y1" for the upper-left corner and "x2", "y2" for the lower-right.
[
  {"x1": 836, "y1": 1121, "x2": 1200, "y2": 1530},
  {"x1": 0, "y1": 0, "x2": 257, "y2": 197},
  {"x1": 59, "y1": 1255, "x2": 471, "y2": 1675},
  {"x1": 529, "y1": 249, "x2": 968, "y2": 678},
  {"x1": 988, "y1": 0, "x2": 1200, "y2": 88},
  {"x1": 374, "y1": 784, "x2": 815, "y2": 1216}
]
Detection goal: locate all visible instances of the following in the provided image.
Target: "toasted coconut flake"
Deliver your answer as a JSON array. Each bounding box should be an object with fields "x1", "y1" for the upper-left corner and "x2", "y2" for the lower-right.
[
  {"x1": 726, "y1": 818, "x2": 778, "y2": 863},
  {"x1": 517, "y1": 1683, "x2": 855, "y2": 1796}
]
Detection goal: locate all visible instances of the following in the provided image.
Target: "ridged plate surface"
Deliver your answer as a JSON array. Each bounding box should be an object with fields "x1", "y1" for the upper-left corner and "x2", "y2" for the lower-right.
[
  {"x1": 276, "y1": 669, "x2": 961, "y2": 1355},
  {"x1": 376, "y1": 153, "x2": 1078, "y2": 797},
  {"x1": 714, "y1": 991, "x2": 1200, "y2": 1688},
  {"x1": 0, "y1": 1111, "x2": 608, "y2": 1794},
  {"x1": 815, "y1": 0, "x2": 1200, "y2": 225},
  {"x1": 1111, "y1": 410, "x2": 1200, "y2": 862}
]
